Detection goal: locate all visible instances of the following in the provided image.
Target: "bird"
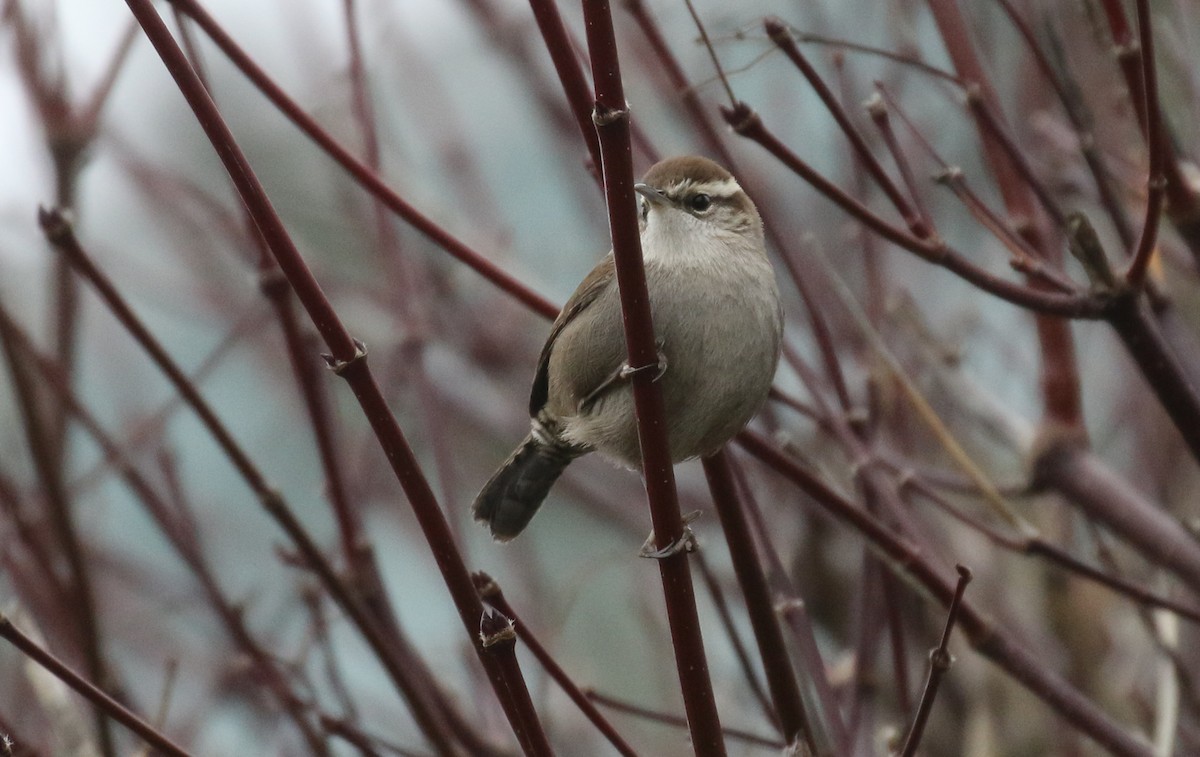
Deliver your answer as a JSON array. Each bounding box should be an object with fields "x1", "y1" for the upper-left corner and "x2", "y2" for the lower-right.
[{"x1": 472, "y1": 155, "x2": 783, "y2": 541}]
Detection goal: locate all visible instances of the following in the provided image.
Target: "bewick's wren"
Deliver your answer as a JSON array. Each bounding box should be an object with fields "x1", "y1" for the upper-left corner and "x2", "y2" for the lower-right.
[{"x1": 473, "y1": 156, "x2": 782, "y2": 541}]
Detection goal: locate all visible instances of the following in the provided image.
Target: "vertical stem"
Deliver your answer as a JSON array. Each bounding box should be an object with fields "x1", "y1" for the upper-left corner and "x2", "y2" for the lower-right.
[
  {"x1": 926, "y1": 0, "x2": 1084, "y2": 429},
  {"x1": 1097, "y1": 0, "x2": 1200, "y2": 259},
  {"x1": 1124, "y1": 0, "x2": 1166, "y2": 288},
  {"x1": 527, "y1": 0, "x2": 604, "y2": 173},
  {"x1": 898, "y1": 566, "x2": 971, "y2": 757},
  {"x1": 580, "y1": 1, "x2": 725, "y2": 753},
  {"x1": 702, "y1": 451, "x2": 818, "y2": 753}
]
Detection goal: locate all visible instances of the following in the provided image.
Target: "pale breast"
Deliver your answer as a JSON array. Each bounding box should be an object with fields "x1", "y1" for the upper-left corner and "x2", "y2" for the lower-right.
[
  {"x1": 549, "y1": 252, "x2": 781, "y2": 467},
  {"x1": 649, "y1": 256, "x2": 782, "y2": 460}
]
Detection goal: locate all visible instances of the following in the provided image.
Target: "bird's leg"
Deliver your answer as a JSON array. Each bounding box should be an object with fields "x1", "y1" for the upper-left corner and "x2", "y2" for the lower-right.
[
  {"x1": 620, "y1": 338, "x2": 668, "y2": 382},
  {"x1": 580, "y1": 339, "x2": 667, "y2": 413},
  {"x1": 639, "y1": 509, "x2": 701, "y2": 559}
]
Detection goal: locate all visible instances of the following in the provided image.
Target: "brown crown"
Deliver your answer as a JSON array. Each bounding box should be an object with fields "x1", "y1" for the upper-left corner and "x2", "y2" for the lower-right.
[{"x1": 640, "y1": 155, "x2": 734, "y2": 188}]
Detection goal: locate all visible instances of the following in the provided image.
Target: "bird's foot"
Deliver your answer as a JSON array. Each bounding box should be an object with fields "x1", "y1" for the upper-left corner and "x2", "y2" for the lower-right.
[
  {"x1": 619, "y1": 342, "x2": 668, "y2": 383},
  {"x1": 639, "y1": 510, "x2": 701, "y2": 559},
  {"x1": 580, "y1": 341, "x2": 667, "y2": 412}
]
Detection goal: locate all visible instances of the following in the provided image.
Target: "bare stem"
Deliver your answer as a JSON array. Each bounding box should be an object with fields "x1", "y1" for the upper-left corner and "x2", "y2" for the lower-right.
[
  {"x1": 1124, "y1": 0, "x2": 1166, "y2": 288},
  {"x1": 582, "y1": 0, "x2": 725, "y2": 753},
  {"x1": 702, "y1": 451, "x2": 818, "y2": 752},
  {"x1": 898, "y1": 565, "x2": 972, "y2": 757}
]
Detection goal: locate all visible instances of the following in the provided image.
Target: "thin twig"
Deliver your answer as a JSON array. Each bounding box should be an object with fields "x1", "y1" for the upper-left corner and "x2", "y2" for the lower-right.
[
  {"x1": 864, "y1": 93, "x2": 933, "y2": 233},
  {"x1": 898, "y1": 565, "x2": 972, "y2": 757},
  {"x1": 764, "y1": 18, "x2": 929, "y2": 238},
  {"x1": 0, "y1": 614, "x2": 191, "y2": 757},
  {"x1": 1124, "y1": 0, "x2": 1166, "y2": 287}
]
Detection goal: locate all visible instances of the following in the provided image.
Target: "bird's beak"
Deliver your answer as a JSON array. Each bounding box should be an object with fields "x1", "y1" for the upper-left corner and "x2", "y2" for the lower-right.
[{"x1": 634, "y1": 183, "x2": 670, "y2": 206}]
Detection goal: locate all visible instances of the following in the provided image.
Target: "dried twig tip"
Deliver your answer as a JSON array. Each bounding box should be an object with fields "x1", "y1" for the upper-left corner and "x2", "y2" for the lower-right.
[
  {"x1": 763, "y1": 17, "x2": 789, "y2": 42},
  {"x1": 472, "y1": 571, "x2": 502, "y2": 600},
  {"x1": 864, "y1": 91, "x2": 887, "y2": 119},
  {"x1": 721, "y1": 102, "x2": 760, "y2": 135},
  {"x1": 932, "y1": 166, "x2": 964, "y2": 185},
  {"x1": 479, "y1": 609, "x2": 517, "y2": 648},
  {"x1": 320, "y1": 338, "x2": 368, "y2": 375},
  {"x1": 37, "y1": 205, "x2": 75, "y2": 244},
  {"x1": 1066, "y1": 211, "x2": 1119, "y2": 289},
  {"x1": 592, "y1": 102, "x2": 629, "y2": 127}
]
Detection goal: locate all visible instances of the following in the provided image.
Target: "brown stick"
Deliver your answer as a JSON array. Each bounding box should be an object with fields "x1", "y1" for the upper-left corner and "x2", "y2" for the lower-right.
[
  {"x1": 702, "y1": 451, "x2": 821, "y2": 753},
  {"x1": 898, "y1": 565, "x2": 972, "y2": 757},
  {"x1": 581, "y1": 0, "x2": 726, "y2": 753}
]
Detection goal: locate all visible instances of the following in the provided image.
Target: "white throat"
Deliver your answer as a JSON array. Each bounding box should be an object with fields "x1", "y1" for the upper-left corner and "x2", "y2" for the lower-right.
[{"x1": 640, "y1": 209, "x2": 760, "y2": 266}]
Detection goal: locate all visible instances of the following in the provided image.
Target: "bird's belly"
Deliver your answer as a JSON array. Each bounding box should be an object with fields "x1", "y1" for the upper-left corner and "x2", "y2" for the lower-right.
[{"x1": 563, "y1": 265, "x2": 781, "y2": 467}]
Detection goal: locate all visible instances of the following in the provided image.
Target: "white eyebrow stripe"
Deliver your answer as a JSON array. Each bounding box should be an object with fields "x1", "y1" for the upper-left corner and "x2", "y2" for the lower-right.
[{"x1": 688, "y1": 177, "x2": 741, "y2": 198}]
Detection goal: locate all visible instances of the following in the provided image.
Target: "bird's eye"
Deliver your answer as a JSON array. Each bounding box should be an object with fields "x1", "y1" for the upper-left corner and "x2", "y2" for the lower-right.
[{"x1": 688, "y1": 193, "x2": 712, "y2": 212}]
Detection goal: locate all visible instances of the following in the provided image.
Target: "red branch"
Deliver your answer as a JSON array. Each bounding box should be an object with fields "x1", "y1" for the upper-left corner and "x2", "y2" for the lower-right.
[
  {"x1": 701, "y1": 451, "x2": 818, "y2": 752},
  {"x1": 581, "y1": 0, "x2": 726, "y2": 753}
]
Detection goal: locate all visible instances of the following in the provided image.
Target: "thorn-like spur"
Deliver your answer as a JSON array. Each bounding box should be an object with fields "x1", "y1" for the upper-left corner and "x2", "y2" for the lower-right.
[
  {"x1": 639, "y1": 510, "x2": 702, "y2": 559},
  {"x1": 580, "y1": 341, "x2": 668, "y2": 413}
]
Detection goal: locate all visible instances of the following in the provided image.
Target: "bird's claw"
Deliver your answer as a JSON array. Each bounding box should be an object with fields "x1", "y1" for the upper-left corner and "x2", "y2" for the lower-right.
[
  {"x1": 639, "y1": 510, "x2": 701, "y2": 559},
  {"x1": 580, "y1": 342, "x2": 667, "y2": 412},
  {"x1": 620, "y1": 343, "x2": 668, "y2": 383}
]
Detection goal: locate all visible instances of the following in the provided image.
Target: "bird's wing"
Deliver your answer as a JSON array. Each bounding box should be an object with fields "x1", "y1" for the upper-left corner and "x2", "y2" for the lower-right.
[{"x1": 529, "y1": 254, "x2": 616, "y2": 417}]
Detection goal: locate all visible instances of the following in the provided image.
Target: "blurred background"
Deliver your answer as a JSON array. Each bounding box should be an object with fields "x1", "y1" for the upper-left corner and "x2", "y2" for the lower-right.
[{"x1": 2, "y1": 0, "x2": 1199, "y2": 754}]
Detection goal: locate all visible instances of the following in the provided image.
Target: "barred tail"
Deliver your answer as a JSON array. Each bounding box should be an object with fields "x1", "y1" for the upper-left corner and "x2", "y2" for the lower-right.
[{"x1": 472, "y1": 432, "x2": 581, "y2": 541}]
